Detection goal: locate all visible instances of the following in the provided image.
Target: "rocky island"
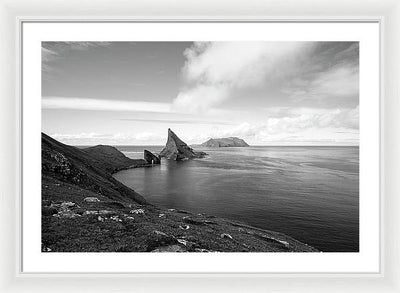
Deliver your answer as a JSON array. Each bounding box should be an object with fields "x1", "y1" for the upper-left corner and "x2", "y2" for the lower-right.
[
  {"x1": 144, "y1": 149, "x2": 161, "y2": 165},
  {"x1": 41, "y1": 132, "x2": 317, "y2": 252},
  {"x1": 160, "y1": 128, "x2": 207, "y2": 161},
  {"x1": 197, "y1": 137, "x2": 250, "y2": 148}
]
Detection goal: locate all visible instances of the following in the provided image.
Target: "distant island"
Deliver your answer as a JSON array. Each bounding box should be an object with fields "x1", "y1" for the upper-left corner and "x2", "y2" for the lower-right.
[{"x1": 195, "y1": 137, "x2": 250, "y2": 148}]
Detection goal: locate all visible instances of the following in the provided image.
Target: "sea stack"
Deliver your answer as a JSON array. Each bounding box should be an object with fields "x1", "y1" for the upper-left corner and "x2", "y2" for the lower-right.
[
  {"x1": 160, "y1": 128, "x2": 207, "y2": 161},
  {"x1": 144, "y1": 150, "x2": 161, "y2": 165}
]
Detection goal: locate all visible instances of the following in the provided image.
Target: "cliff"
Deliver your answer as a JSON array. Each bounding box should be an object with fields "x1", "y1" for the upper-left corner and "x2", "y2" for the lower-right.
[
  {"x1": 144, "y1": 150, "x2": 161, "y2": 164},
  {"x1": 160, "y1": 128, "x2": 207, "y2": 160},
  {"x1": 199, "y1": 137, "x2": 249, "y2": 148},
  {"x1": 41, "y1": 133, "x2": 317, "y2": 253},
  {"x1": 42, "y1": 133, "x2": 146, "y2": 204}
]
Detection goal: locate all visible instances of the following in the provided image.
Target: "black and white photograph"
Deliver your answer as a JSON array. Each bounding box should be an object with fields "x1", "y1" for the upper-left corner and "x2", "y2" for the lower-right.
[{"x1": 41, "y1": 41, "x2": 359, "y2": 253}]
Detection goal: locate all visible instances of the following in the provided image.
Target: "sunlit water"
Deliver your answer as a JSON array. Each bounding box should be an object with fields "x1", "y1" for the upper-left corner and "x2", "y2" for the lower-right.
[{"x1": 113, "y1": 146, "x2": 359, "y2": 252}]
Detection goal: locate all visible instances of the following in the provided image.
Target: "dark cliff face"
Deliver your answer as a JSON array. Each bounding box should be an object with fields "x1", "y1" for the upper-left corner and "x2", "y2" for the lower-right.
[
  {"x1": 201, "y1": 137, "x2": 250, "y2": 147},
  {"x1": 160, "y1": 128, "x2": 207, "y2": 160},
  {"x1": 144, "y1": 150, "x2": 161, "y2": 164},
  {"x1": 42, "y1": 133, "x2": 147, "y2": 204}
]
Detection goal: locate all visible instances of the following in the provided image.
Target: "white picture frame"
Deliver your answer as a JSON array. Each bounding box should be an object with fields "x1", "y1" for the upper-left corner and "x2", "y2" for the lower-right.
[{"x1": 1, "y1": 0, "x2": 399, "y2": 292}]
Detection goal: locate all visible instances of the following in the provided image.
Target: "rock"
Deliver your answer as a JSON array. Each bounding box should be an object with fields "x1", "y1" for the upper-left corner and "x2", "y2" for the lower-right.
[
  {"x1": 84, "y1": 197, "x2": 100, "y2": 202},
  {"x1": 49, "y1": 202, "x2": 67, "y2": 209},
  {"x1": 61, "y1": 201, "x2": 76, "y2": 208},
  {"x1": 194, "y1": 248, "x2": 212, "y2": 252},
  {"x1": 83, "y1": 209, "x2": 113, "y2": 216},
  {"x1": 130, "y1": 208, "x2": 145, "y2": 215},
  {"x1": 154, "y1": 230, "x2": 168, "y2": 237},
  {"x1": 151, "y1": 245, "x2": 186, "y2": 252},
  {"x1": 198, "y1": 137, "x2": 249, "y2": 148},
  {"x1": 99, "y1": 210, "x2": 114, "y2": 215},
  {"x1": 248, "y1": 232, "x2": 290, "y2": 249},
  {"x1": 51, "y1": 201, "x2": 81, "y2": 218},
  {"x1": 242, "y1": 243, "x2": 250, "y2": 249},
  {"x1": 177, "y1": 239, "x2": 188, "y2": 246},
  {"x1": 42, "y1": 206, "x2": 58, "y2": 216},
  {"x1": 179, "y1": 225, "x2": 190, "y2": 230},
  {"x1": 50, "y1": 152, "x2": 72, "y2": 175},
  {"x1": 110, "y1": 215, "x2": 122, "y2": 222},
  {"x1": 221, "y1": 233, "x2": 233, "y2": 240},
  {"x1": 160, "y1": 128, "x2": 207, "y2": 161},
  {"x1": 84, "y1": 210, "x2": 99, "y2": 215},
  {"x1": 146, "y1": 231, "x2": 178, "y2": 251},
  {"x1": 268, "y1": 236, "x2": 290, "y2": 248},
  {"x1": 53, "y1": 210, "x2": 81, "y2": 218},
  {"x1": 204, "y1": 220, "x2": 217, "y2": 225},
  {"x1": 280, "y1": 240, "x2": 289, "y2": 248},
  {"x1": 144, "y1": 150, "x2": 161, "y2": 164}
]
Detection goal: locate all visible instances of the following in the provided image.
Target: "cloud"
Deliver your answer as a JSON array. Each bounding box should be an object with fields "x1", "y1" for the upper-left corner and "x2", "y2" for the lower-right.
[
  {"x1": 42, "y1": 47, "x2": 60, "y2": 76},
  {"x1": 182, "y1": 42, "x2": 308, "y2": 87},
  {"x1": 280, "y1": 42, "x2": 359, "y2": 107},
  {"x1": 43, "y1": 42, "x2": 359, "y2": 146},
  {"x1": 284, "y1": 64, "x2": 359, "y2": 105},
  {"x1": 173, "y1": 42, "x2": 312, "y2": 113},
  {"x1": 195, "y1": 106, "x2": 359, "y2": 144},
  {"x1": 42, "y1": 42, "x2": 111, "y2": 54},
  {"x1": 173, "y1": 42, "x2": 359, "y2": 113},
  {"x1": 49, "y1": 106, "x2": 358, "y2": 145},
  {"x1": 42, "y1": 47, "x2": 58, "y2": 62},
  {"x1": 42, "y1": 97, "x2": 172, "y2": 113},
  {"x1": 267, "y1": 106, "x2": 359, "y2": 132},
  {"x1": 173, "y1": 84, "x2": 229, "y2": 113},
  {"x1": 134, "y1": 132, "x2": 163, "y2": 141},
  {"x1": 42, "y1": 42, "x2": 112, "y2": 76},
  {"x1": 119, "y1": 118, "x2": 234, "y2": 125},
  {"x1": 61, "y1": 42, "x2": 111, "y2": 51}
]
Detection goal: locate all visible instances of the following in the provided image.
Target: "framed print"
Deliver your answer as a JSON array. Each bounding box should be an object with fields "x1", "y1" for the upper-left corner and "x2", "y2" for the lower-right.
[
  {"x1": 1, "y1": 0, "x2": 399, "y2": 292},
  {"x1": 19, "y1": 20, "x2": 379, "y2": 274}
]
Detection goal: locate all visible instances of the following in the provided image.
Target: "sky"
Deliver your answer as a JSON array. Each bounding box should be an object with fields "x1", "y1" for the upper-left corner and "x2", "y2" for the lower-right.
[{"x1": 42, "y1": 41, "x2": 359, "y2": 146}]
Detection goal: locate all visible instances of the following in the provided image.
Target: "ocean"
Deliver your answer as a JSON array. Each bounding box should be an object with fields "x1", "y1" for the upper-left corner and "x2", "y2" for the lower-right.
[{"x1": 113, "y1": 146, "x2": 359, "y2": 252}]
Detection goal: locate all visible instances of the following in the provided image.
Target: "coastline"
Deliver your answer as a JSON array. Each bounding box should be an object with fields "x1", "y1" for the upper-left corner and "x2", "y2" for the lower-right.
[{"x1": 41, "y1": 133, "x2": 318, "y2": 253}]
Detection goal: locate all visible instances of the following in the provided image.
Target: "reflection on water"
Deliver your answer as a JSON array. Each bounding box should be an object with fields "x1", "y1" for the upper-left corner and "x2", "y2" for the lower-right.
[{"x1": 114, "y1": 146, "x2": 359, "y2": 252}]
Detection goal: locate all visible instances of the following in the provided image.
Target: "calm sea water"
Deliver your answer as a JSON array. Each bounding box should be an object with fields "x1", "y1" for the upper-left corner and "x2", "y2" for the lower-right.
[{"x1": 113, "y1": 146, "x2": 359, "y2": 252}]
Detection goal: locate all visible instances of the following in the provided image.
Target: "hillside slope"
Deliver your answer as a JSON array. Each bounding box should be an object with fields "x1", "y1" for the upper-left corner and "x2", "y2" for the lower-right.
[{"x1": 42, "y1": 133, "x2": 146, "y2": 204}]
